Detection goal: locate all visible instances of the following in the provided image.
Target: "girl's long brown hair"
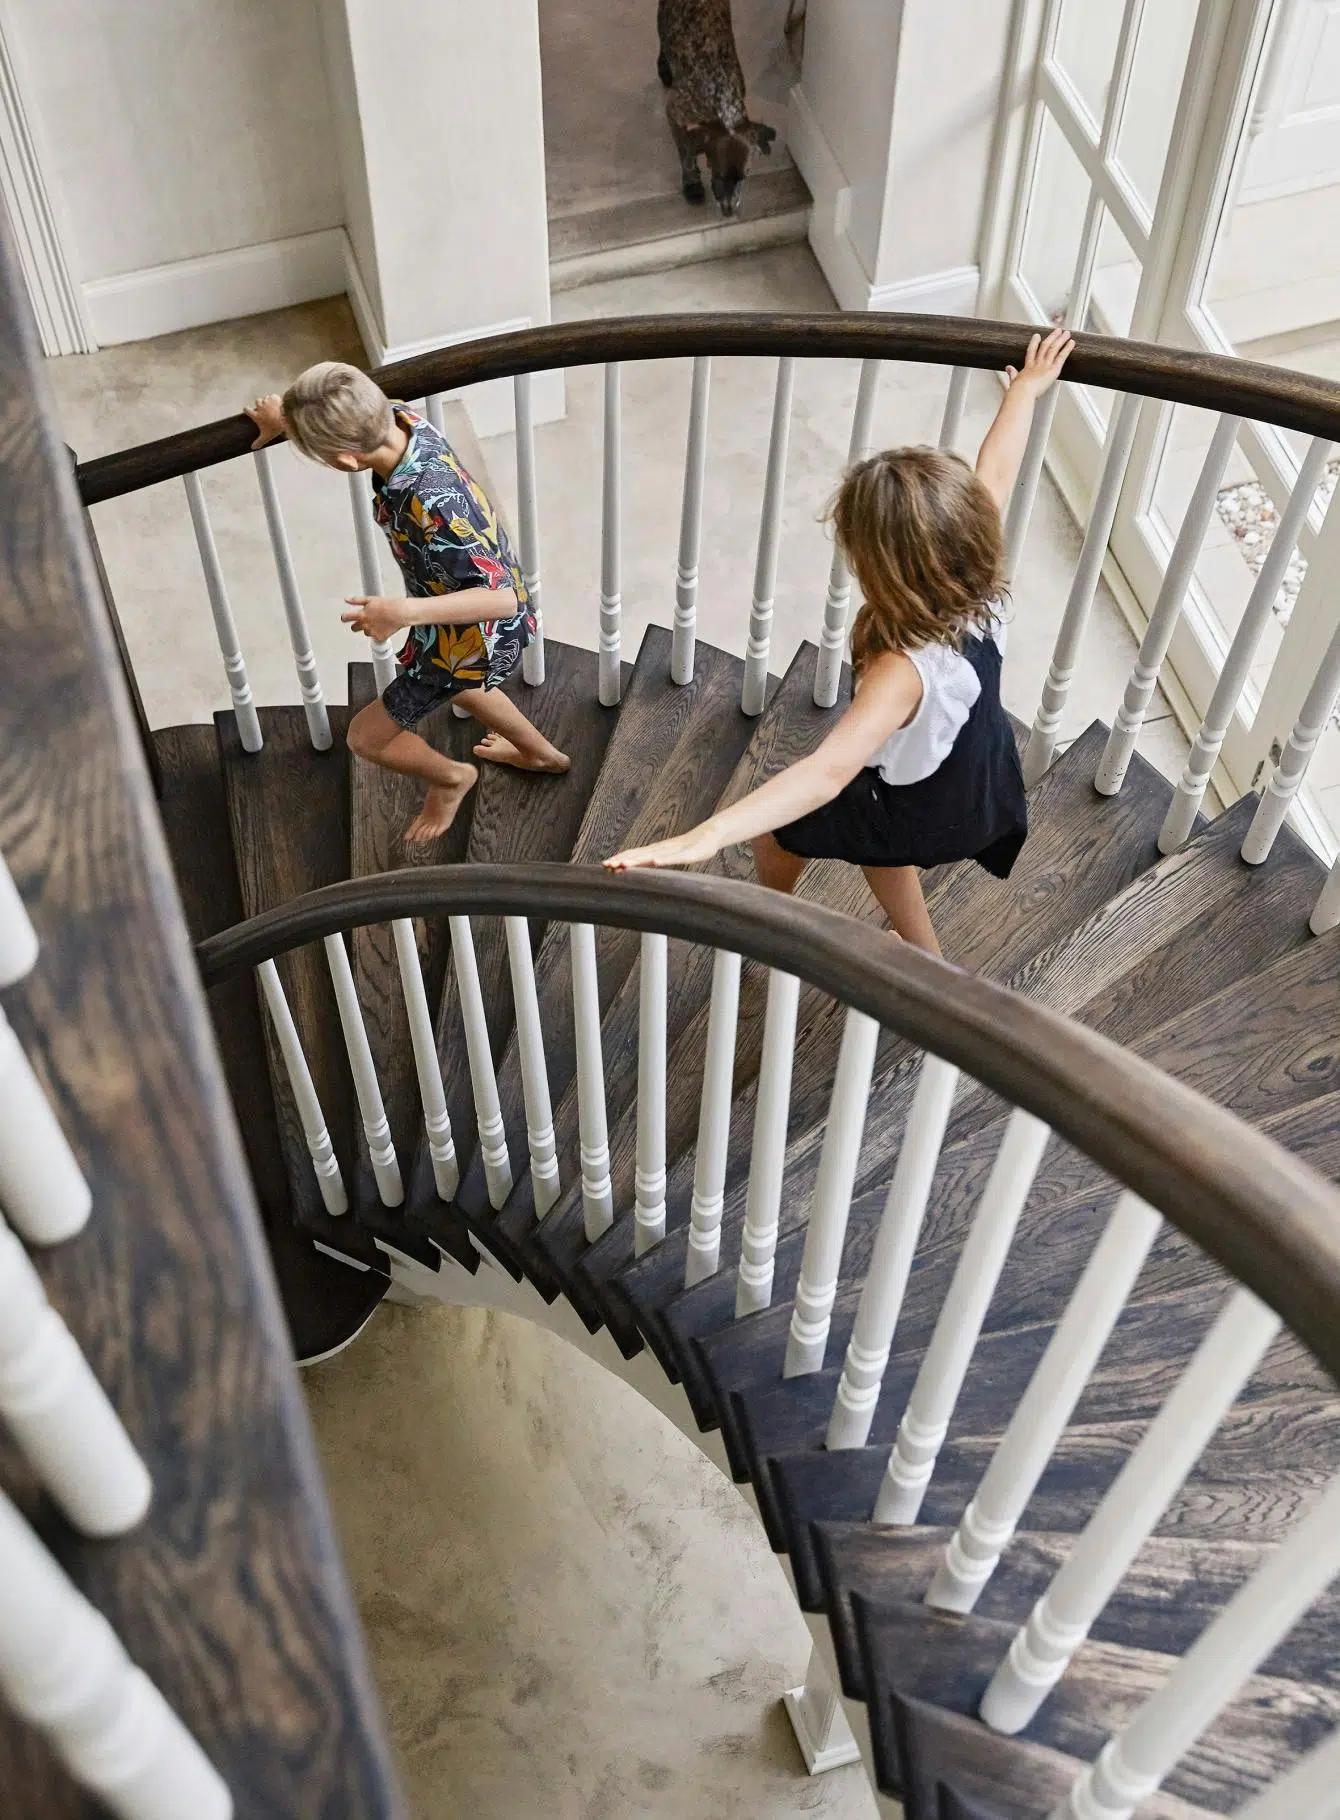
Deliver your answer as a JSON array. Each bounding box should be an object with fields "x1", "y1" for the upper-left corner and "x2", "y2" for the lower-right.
[{"x1": 831, "y1": 447, "x2": 1006, "y2": 676}]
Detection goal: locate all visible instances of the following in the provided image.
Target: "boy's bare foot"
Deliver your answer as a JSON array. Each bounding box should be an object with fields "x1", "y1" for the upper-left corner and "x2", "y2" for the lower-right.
[
  {"x1": 403, "y1": 764, "x2": 478, "y2": 846},
  {"x1": 473, "y1": 732, "x2": 571, "y2": 773}
]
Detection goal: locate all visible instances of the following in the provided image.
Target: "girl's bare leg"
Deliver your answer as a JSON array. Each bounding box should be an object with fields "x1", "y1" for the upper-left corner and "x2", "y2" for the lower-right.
[
  {"x1": 458, "y1": 687, "x2": 570, "y2": 772},
  {"x1": 752, "y1": 831, "x2": 806, "y2": 893},
  {"x1": 862, "y1": 864, "x2": 942, "y2": 955},
  {"x1": 347, "y1": 699, "x2": 478, "y2": 846}
]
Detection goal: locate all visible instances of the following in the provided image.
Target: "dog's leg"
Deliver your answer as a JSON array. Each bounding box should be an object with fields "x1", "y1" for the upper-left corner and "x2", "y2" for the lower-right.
[{"x1": 670, "y1": 118, "x2": 706, "y2": 203}]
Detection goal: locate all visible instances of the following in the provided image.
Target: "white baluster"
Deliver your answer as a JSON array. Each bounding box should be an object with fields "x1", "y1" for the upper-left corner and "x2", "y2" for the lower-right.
[
  {"x1": 874, "y1": 1109, "x2": 1051, "y2": 1523},
  {"x1": 182, "y1": 472, "x2": 262, "y2": 753},
  {"x1": 743, "y1": 358, "x2": 796, "y2": 716},
  {"x1": 570, "y1": 922, "x2": 612, "y2": 1239},
  {"x1": 1096, "y1": 413, "x2": 1243, "y2": 795},
  {"x1": 1052, "y1": 1471, "x2": 1340, "y2": 1820},
  {"x1": 1235, "y1": 1726, "x2": 1340, "y2": 1820},
  {"x1": 424, "y1": 393, "x2": 446, "y2": 434},
  {"x1": 346, "y1": 471, "x2": 399, "y2": 693},
  {"x1": 0, "y1": 849, "x2": 37, "y2": 984},
  {"x1": 505, "y1": 915, "x2": 559, "y2": 1217},
  {"x1": 252, "y1": 446, "x2": 330, "y2": 751},
  {"x1": 1161, "y1": 436, "x2": 1335, "y2": 851},
  {"x1": 391, "y1": 918, "x2": 458, "y2": 1202},
  {"x1": 1024, "y1": 393, "x2": 1142, "y2": 786},
  {"x1": 599, "y1": 363, "x2": 623, "y2": 707},
  {"x1": 1243, "y1": 614, "x2": 1340, "y2": 865},
  {"x1": 1003, "y1": 387, "x2": 1061, "y2": 581},
  {"x1": 513, "y1": 373, "x2": 546, "y2": 687},
  {"x1": 927, "y1": 1192, "x2": 1162, "y2": 1614},
  {"x1": 827, "y1": 1054, "x2": 960, "y2": 1449},
  {"x1": 684, "y1": 949, "x2": 743, "y2": 1287},
  {"x1": 448, "y1": 916, "x2": 513, "y2": 1210},
  {"x1": 735, "y1": 969, "x2": 800, "y2": 1315},
  {"x1": 0, "y1": 1004, "x2": 92, "y2": 1244},
  {"x1": 782, "y1": 1009, "x2": 880, "y2": 1375},
  {"x1": 938, "y1": 366, "x2": 970, "y2": 453},
  {"x1": 981, "y1": 1285, "x2": 1282, "y2": 1735},
  {"x1": 323, "y1": 934, "x2": 402, "y2": 1207},
  {"x1": 0, "y1": 1210, "x2": 151, "y2": 1535},
  {"x1": 673, "y1": 356, "x2": 712, "y2": 685},
  {"x1": 256, "y1": 959, "x2": 347, "y2": 1217},
  {"x1": 635, "y1": 933, "x2": 668, "y2": 1255},
  {"x1": 815, "y1": 358, "x2": 882, "y2": 709},
  {"x1": 0, "y1": 1485, "x2": 233, "y2": 1820},
  {"x1": 1311, "y1": 856, "x2": 1340, "y2": 936}
]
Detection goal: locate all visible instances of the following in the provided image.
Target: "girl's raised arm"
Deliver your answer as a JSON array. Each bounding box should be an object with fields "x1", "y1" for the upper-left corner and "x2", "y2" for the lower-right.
[
  {"x1": 975, "y1": 326, "x2": 1075, "y2": 513},
  {"x1": 604, "y1": 652, "x2": 923, "y2": 871}
]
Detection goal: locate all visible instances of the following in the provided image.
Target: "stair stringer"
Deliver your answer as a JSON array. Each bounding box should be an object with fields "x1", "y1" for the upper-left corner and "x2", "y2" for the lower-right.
[{"x1": 370, "y1": 1239, "x2": 897, "y2": 1812}]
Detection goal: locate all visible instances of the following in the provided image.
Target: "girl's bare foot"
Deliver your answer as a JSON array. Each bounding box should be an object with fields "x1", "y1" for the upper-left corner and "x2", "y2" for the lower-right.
[
  {"x1": 403, "y1": 763, "x2": 478, "y2": 846},
  {"x1": 473, "y1": 732, "x2": 571, "y2": 773}
]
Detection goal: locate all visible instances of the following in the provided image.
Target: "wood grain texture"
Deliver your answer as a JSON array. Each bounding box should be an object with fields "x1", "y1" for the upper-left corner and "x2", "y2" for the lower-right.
[
  {"x1": 0, "y1": 217, "x2": 401, "y2": 1817},
  {"x1": 77, "y1": 313, "x2": 1340, "y2": 504}
]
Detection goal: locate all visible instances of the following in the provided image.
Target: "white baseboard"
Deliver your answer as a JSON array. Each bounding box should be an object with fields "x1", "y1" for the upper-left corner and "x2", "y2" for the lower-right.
[
  {"x1": 342, "y1": 231, "x2": 564, "y2": 439},
  {"x1": 868, "y1": 264, "x2": 981, "y2": 317},
  {"x1": 82, "y1": 227, "x2": 345, "y2": 345}
]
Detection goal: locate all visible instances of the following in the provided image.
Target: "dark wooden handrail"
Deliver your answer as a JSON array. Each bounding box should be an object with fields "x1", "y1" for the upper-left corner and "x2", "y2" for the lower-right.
[
  {"x1": 77, "y1": 313, "x2": 1340, "y2": 505},
  {"x1": 197, "y1": 862, "x2": 1340, "y2": 1393}
]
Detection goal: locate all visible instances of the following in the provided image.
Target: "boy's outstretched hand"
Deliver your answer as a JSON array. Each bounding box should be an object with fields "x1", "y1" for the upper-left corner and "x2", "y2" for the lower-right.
[
  {"x1": 343, "y1": 596, "x2": 411, "y2": 641},
  {"x1": 245, "y1": 393, "x2": 288, "y2": 449},
  {"x1": 604, "y1": 822, "x2": 723, "y2": 871},
  {"x1": 1005, "y1": 325, "x2": 1075, "y2": 396}
]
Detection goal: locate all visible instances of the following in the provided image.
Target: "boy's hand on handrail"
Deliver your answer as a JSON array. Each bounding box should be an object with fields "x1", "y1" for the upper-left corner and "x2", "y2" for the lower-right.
[
  {"x1": 245, "y1": 394, "x2": 288, "y2": 449},
  {"x1": 342, "y1": 596, "x2": 413, "y2": 641}
]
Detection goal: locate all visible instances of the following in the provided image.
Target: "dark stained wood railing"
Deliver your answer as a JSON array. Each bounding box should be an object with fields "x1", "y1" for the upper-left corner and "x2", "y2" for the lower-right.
[
  {"x1": 75, "y1": 315, "x2": 1340, "y2": 506},
  {"x1": 0, "y1": 205, "x2": 402, "y2": 1815},
  {"x1": 196, "y1": 862, "x2": 1340, "y2": 1395}
]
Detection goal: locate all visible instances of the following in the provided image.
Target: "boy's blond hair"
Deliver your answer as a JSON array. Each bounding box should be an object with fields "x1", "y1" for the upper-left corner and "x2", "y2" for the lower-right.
[{"x1": 281, "y1": 361, "x2": 394, "y2": 464}]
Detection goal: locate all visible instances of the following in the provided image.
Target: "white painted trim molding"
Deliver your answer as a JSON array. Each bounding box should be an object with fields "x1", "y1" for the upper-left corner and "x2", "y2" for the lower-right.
[
  {"x1": 0, "y1": 4, "x2": 93, "y2": 355},
  {"x1": 342, "y1": 230, "x2": 564, "y2": 438},
  {"x1": 868, "y1": 265, "x2": 981, "y2": 317},
  {"x1": 82, "y1": 227, "x2": 345, "y2": 346}
]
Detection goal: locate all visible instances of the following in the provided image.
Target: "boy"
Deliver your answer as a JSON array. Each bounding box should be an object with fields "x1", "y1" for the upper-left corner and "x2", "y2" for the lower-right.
[{"x1": 246, "y1": 363, "x2": 569, "y2": 846}]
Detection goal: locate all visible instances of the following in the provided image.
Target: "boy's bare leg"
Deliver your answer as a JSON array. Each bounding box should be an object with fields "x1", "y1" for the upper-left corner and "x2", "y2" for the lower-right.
[
  {"x1": 752, "y1": 832, "x2": 805, "y2": 893},
  {"x1": 862, "y1": 864, "x2": 942, "y2": 955},
  {"x1": 347, "y1": 700, "x2": 478, "y2": 846},
  {"x1": 459, "y1": 687, "x2": 570, "y2": 773}
]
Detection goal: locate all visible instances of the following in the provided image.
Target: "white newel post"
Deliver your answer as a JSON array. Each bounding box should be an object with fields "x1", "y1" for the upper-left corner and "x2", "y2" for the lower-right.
[
  {"x1": 814, "y1": 357, "x2": 882, "y2": 709},
  {"x1": 0, "y1": 849, "x2": 37, "y2": 984},
  {"x1": 873, "y1": 1109, "x2": 1051, "y2": 1523},
  {"x1": 980, "y1": 1285, "x2": 1282, "y2": 1735},
  {"x1": 1095, "y1": 413, "x2": 1243, "y2": 795},
  {"x1": 570, "y1": 922, "x2": 613, "y2": 1239},
  {"x1": 513, "y1": 373, "x2": 546, "y2": 686},
  {"x1": 827, "y1": 1053, "x2": 960, "y2": 1450},
  {"x1": 735, "y1": 968, "x2": 801, "y2": 1316},
  {"x1": 391, "y1": 918, "x2": 458, "y2": 1202},
  {"x1": 1052, "y1": 1471, "x2": 1340, "y2": 1820},
  {"x1": 182, "y1": 473, "x2": 262, "y2": 753},
  {"x1": 449, "y1": 917, "x2": 513, "y2": 1210},
  {"x1": 1023, "y1": 392, "x2": 1142, "y2": 786},
  {"x1": 1003, "y1": 388, "x2": 1060, "y2": 580},
  {"x1": 1234, "y1": 1727, "x2": 1340, "y2": 1820},
  {"x1": 938, "y1": 367, "x2": 970, "y2": 453},
  {"x1": 599, "y1": 364, "x2": 623, "y2": 707},
  {"x1": 684, "y1": 949, "x2": 743, "y2": 1287},
  {"x1": 783, "y1": 1009, "x2": 880, "y2": 1376},
  {"x1": 505, "y1": 915, "x2": 559, "y2": 1216},
  {"x1": 0, "y1": 1486, "x2": 233, "y2": 1820},
  {"x1": 257, "y1": 960, "x2": 347, "y2": 1217},
  {"x1": 927, "y1": 1192, "x2": 1162, "y2": 1614},
  {"x1": 0, "y1": 1003, "x2": 93, "y2": 1243},
  {"x1": 0, "y1": 1209, "x2": 151, "y2": 1535},
  {"x1": 1242, "y1": 613, "x2": 1340, "y2": 865},
  {"x1": 1160, "y1": 435, "x2": 1333, "y2": 851},
  {"x1": 634, "y1": 932, "x2": 668, "y2": 1255},
  {"x1": 673, "y1": 356, "x2": 712, "y2": 685},
  {"x1": 347, "y1": 471, "x2": 399, "y2": 693},
  {"x1": 323, "y1": 934, "x2": 402, "y2": 1207},
  {"x1": 252, "y1": 446, "x2": 330, "y2": 751},
  {"x1": 743, "y1": 358, "x2": 797, "y2": 716}
]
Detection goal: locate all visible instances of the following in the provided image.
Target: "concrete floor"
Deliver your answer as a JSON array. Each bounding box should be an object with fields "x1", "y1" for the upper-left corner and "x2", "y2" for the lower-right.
[{"x1": 44, "y1": 242, "x2": 1193, "y2": 1820}]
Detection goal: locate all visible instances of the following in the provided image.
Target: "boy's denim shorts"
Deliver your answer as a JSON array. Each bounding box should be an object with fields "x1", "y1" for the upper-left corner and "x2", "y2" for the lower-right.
[{"x1": 380, "y1": 665, "x2": 496, "y2": 731}]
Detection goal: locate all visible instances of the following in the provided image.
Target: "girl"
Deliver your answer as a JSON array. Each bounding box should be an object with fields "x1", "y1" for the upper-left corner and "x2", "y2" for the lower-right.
[{"x1": 603, "y1": 328, "x2": 1074, "y2": 954}]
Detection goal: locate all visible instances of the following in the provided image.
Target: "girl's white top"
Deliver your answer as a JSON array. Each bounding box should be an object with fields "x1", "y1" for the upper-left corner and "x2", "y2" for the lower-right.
[{"x1": 863, "y1": 609, "x2": 1007, "y2": 787}]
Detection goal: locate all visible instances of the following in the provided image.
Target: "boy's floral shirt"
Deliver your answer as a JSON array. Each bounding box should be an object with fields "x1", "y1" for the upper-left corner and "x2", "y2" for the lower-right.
[{"x1": 372, "y1": 406, "x2": 533, "y2": 688}]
